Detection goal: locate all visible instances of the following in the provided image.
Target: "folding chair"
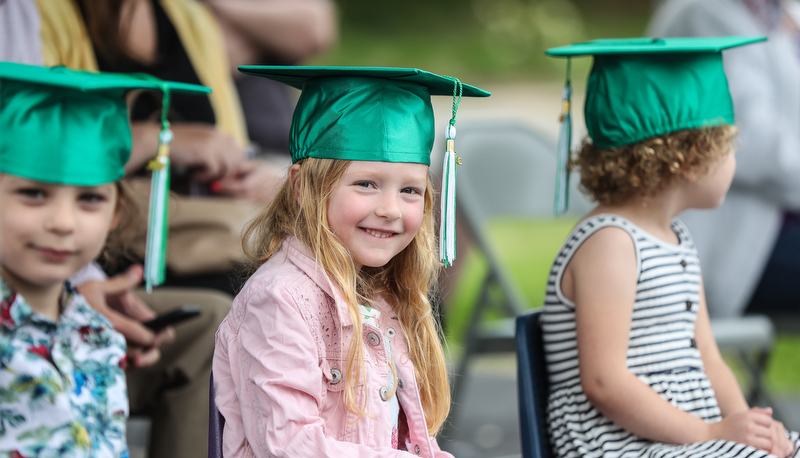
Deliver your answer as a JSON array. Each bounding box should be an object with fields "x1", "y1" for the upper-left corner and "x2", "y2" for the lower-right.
[
  {"x1": 516, "y1": 309, "x2": 553, "y2": 458},
  {"x1": 208, "y1": 371, "x2": 225, "y2": 458},
  {"x1": 710, "y1": 316, "x2": 776, "y2": 408},
  {"x1": 446, "y1": 121, "x2": 589, "y2": 420}
]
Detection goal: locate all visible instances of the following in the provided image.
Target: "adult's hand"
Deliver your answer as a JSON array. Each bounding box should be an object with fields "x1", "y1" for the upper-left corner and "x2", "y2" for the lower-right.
[
  {"x1": 215, "y1": 158, "x2": 287, "y2": 204},
  {"x1": 207, "y1": 0, "x2": 337, "y2": 68},
  {"x1": 77, "y1": 265, "x2": 175, "y2": 368},
  {"x1": 129, "y1": 122, "x2": 247, "y2": 182}
]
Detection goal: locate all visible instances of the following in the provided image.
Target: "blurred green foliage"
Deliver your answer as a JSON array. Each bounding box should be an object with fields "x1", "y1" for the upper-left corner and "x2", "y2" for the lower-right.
[{"x1": 313, "y1": 0, "x2": 653, "y2": 81}]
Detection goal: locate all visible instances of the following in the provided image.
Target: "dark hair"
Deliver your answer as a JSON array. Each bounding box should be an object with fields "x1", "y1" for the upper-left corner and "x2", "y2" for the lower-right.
[
  {"x1": 78, "y1": 0, "x2": 130, "y2": 65},
  {"x1": 101, "y1": 180, "x2": 144, "y2": 271},
  {"x1": 573, "y1": 125, "x2": 738, "y2": 205}
]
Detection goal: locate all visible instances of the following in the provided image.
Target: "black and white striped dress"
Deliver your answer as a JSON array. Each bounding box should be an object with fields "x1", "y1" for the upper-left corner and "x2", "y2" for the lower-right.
[{"x1": 542, "y1": 214, "x2": 800, "y2": 458}]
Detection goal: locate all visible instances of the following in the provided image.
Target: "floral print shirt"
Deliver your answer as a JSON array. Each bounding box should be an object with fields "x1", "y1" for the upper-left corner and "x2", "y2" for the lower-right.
[{"x1": 0, "y1": 279, "x2": 128, "y2": 458}]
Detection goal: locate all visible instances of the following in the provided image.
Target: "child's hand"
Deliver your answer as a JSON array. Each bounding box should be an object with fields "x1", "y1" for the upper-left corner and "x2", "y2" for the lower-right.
[
  {"x1": 768, "y1": 416, "x2": 796, "y2": 458},
  {"x1": 709, "y1": 407, "x2": 773, "y2": 451},
  {"x1": 77, "y1": 265, "x2": 175, "y2": 368}
]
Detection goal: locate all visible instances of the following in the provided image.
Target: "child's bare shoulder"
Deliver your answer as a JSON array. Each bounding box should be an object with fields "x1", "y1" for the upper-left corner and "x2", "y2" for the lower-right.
[{"x1": 570, "y1": 219, "x2": 637, "y2": 273}]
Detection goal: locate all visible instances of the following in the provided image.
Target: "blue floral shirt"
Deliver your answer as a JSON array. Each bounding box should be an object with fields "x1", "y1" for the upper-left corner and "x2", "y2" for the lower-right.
[{"x1": 0, "y1": 279, "x2": 128, "y2": 458}]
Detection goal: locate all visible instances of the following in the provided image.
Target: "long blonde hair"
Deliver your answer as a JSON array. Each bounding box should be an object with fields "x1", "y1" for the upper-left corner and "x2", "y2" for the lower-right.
[{"x1": 242, "y1": 158, "x2": 450, "y2": 435}]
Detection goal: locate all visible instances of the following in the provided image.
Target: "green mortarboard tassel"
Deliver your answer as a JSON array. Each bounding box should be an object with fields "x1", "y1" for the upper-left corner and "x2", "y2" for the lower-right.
[
  {"x1": 554, "y1": 58, "x2": 572, "y2": 216},
  {"x1": 144, "y1": 88, "x2": 172, "y2": 292},
  {"x1": 439, "y1": 77, "x2": 463, "y2": 267}
]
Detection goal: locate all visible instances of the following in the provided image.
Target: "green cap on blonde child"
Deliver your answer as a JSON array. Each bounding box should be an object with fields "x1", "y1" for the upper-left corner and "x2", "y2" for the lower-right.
[{"x1": 237, "y1": 66, "x2": 490, "y2": 265}]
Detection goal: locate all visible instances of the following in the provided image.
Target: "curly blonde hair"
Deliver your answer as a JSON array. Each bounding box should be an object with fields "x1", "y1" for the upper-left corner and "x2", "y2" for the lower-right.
[
  {"x1": 574, "y1": 125, "x2": 738, "y2": 205},
  {"x1": 242, "y1": 158, "x2": 450, "y2": 435}
]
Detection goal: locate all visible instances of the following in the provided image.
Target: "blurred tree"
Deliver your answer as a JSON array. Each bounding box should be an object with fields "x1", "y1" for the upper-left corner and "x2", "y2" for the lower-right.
[{"x1": 318, "y1": 0, "x2": 652, "y2": 80}]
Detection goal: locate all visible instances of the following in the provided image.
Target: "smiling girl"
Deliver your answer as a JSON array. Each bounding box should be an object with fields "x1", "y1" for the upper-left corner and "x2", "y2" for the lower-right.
[
  {"x1": 212, "y1": 67, "x2": 488, "y2": 457},
  {"x1": 0, "y1": 62, "x2": 207, "y2": 457}
]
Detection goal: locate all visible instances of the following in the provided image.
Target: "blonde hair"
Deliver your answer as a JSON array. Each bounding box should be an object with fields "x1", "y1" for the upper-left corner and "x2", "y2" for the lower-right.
[
  {"x1": 242, "y1": 158, "x2": 450, "y2": 435},
  {"x1": 574, "y1": 125, "x2": 738, "y2": 205}
]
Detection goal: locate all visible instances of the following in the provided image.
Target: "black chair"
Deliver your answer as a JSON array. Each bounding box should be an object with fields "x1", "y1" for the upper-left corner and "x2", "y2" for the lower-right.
[
  {"x1": 516, "y1": 309, "x2": 553, "y2": 458},
  {"x1": 208, "y1": 371, "x2": 225, "y2": 458}
]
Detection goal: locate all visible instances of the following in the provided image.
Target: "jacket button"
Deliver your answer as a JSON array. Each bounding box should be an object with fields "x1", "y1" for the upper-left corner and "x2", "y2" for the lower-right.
[
  {"x1": 690, "y1": 338, "x2": 697, "y2": 348},
  {"x1": 387, "y1": 327, "x2": 396, "y2": 337},
  {"x1": 680, "y1": 259, "x2": 687, "y2": 268},
  {"x1": 330, "y1": 368, "x2": 342, "y2": 385},
  {"x1": 414, "y1": 444, "x2": 421, "y2": 455},
  {"x1": 685, "y1": 300, "x2": 693, "y2": 311},
  {"x1": 367, "y1": 332, "x2": 381, "y2": 346},
  {"x1": 380, "y1": 386, "x2": 390, "y2": 401}
]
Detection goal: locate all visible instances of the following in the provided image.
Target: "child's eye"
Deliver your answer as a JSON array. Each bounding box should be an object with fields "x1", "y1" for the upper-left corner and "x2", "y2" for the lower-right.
[
  {"x1": 78, "y1": 192, "x2": 108, "y2": 204},
  {"x1": 17, "y1": 188, "x2": 46, "y2": 200},
  {"x1": 401, "y1": 187, "x2": 422, "y2": 195},
  {"x1": 355, "y1": 181, "x2": 375, "y2": 189}
]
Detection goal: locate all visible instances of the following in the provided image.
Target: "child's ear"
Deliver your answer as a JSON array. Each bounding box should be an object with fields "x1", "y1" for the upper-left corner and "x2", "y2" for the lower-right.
[
  {"x1": 288, "y1": 163, "x2": 302, "y2": 204},
  {"x1": 680, "y1": 168, "x2": 699, "y2": 183},
  {"x1": 110, "y1": 204, "x2": 123, "y2": 231}
]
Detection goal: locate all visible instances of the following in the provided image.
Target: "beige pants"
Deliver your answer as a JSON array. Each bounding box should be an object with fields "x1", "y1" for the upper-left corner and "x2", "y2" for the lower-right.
[{"x1": 130, "y1": 287, "x2": 232, "y2": 458}]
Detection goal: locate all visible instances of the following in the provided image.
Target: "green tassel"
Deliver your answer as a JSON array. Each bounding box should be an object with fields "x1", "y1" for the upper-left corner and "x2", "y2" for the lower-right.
[
  {"x1": 554, "y1": 58, "x2": 572, "y2": 216},
  {"x1": 144, "y1": 89, "x2": 172, "y2": 292}
]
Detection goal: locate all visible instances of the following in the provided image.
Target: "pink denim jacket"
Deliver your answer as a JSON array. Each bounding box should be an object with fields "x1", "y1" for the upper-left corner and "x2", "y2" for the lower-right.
[{"x1": 213, "y1": 237, "x2": 454, "y2": 458}]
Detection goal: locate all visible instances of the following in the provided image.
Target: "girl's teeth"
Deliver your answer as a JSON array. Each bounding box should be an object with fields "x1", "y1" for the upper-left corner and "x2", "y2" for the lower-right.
[{"x1": 366, "y1": 229, "x2": 392, "y2": 238}]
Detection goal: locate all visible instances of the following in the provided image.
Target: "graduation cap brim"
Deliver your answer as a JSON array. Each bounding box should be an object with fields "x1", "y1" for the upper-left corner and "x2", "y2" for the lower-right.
[
  {"x1": 237, "y1": 66, "x2": 491, "y2": 97},
  {"x1": 546, "y1": 36, "x2": 767, "y2": 57},
  {"x1": 0, "y1": 62, "x2": 210, "y2": 94}
]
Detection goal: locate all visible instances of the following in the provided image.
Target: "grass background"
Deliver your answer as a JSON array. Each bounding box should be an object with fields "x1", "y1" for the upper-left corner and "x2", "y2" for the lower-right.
[{"x1": 312, "y1": 0, "x2": 653, "y2": 83}]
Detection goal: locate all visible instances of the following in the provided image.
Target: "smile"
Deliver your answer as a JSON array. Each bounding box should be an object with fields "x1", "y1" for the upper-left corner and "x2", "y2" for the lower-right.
[
  {"x1": 36, "y1": 247, "x2": 75, "y2": 262},
  {"x1": 363, "y1": 228, "x2": 396, "y2": 239}
]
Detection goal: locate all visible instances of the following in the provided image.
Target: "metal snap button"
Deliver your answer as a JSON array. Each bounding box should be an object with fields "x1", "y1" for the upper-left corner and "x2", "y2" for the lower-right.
[
  {"x1": 685, "y1": 300, "x2": 693, "y2": 311},
  {"x1": 387, "y1": 327, "x2": 396, "y2": 337},
  {"x1": 690, "y1": 338, "x2": 697, "y2": 348},
  {"x1": 680, "y1": 259, "x2": 687, "y2": 268},
  {"x1": 414, "y1": 444, "x2": 421, "y2": 455},
  {"x1": 367, "y1": 331, "x2": 381, "y2": 346},
  {"x1": 330, "y1": 368, "x2": 342, "y2": 385},
  {"x1": 380, "y1": 386, "x2": 390, "y2": 401}
]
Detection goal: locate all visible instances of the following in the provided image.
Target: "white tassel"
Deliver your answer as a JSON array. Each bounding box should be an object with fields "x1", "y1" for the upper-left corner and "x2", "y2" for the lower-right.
[
  {"x1": 554, "y1": 74, "x2": 572, "y2": 216},
  {"x1": 144, "y1": 129, "x2": 172, "y2": 292},
  {"x1": 439, "y1": 126, "x2": 458, "y2": 267}
]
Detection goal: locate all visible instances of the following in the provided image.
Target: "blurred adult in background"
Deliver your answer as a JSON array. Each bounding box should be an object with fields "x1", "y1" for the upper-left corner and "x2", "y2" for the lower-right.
[
  {"x1": 207, "y1": 0, "x2": 337, "y2": 155},
  {"x1": 648, "y1": 0, "x2": 800, "y2": 323},
  {"x1": 206, "y1": 0, "x2": 338, "y2": 204},
  {"x1": 0, "y1": 0, "x2": 41, "y2": 64}
]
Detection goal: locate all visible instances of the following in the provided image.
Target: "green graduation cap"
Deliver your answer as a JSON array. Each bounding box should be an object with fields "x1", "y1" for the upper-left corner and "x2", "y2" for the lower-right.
[
  {"x1": 0, "y1": 62, "x2": 210, "y2": 291},
  {"x1": 238, "y1": 66, "x2": 490, "y2": 165},
  {"x1": 545, "y1": 36, "x2": 766, "y2": 214},
  {"x1": 237, "y1": 66, "x2": 491, "y2": 266},
  {"x1": 0, "y1": 62, "x2": 209, "y2": 185}
]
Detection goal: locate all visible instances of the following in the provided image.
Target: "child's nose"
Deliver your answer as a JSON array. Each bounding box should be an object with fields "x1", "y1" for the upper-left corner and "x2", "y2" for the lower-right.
[
  {"x1": 375, "y1": 194, "x2": 402, "y2": 220},
  {"x1": 45, "y1": 201, "x2": 77, "y2": 234}
]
